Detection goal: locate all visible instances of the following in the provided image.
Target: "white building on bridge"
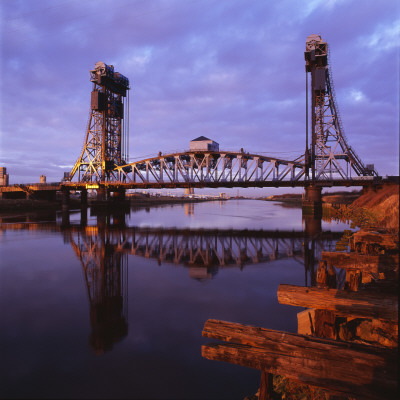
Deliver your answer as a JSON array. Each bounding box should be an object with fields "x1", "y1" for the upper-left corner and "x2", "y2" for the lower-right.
[{"x1": 189, "y1": 136, "x2": 219, "y2": 152}]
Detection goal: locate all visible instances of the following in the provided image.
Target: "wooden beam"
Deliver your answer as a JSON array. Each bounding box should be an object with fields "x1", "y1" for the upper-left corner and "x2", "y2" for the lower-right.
[
  {"x1": 259, "y1": 371, "x2": 274, "y2": 400},
  {"x1": 321, "y1": 251, "x2": 398, "y2": 273},
  {"x1": 277, "y1": 284, "x2": 398, "y2": 321},
  {"x1": 202, "y1": 319, "x2": 397, "y2": 400},
  {"x1": 350, "y1": 231, "x2": 398, "y2": 254}
]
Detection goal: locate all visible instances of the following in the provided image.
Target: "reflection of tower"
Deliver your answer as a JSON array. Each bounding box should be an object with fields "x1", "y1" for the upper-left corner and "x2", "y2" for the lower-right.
[
  {"x1": 303, "y1": 236, "x2": 316, "y2": 287},
  {"x1": 184, "y1": 202, "x2": 194, "y2": 216},
  {"x1": 70, "y1": 230, "x2": 128, "y2": 354}
]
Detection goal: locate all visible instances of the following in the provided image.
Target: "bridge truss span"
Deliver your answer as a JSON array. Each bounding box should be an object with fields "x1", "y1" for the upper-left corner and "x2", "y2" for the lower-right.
[{"x1": 114, "y1": 151, "x2": 306, "y2": 187}]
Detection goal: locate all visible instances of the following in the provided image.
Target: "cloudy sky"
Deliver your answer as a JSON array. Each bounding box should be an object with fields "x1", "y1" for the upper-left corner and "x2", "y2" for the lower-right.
[{"x1": 0, "y1": 0, "x2": 399, "y2": 192}]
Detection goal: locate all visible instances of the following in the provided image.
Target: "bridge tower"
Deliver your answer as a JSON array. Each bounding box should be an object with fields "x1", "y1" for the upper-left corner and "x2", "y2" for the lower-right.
[
  {"x1": 304, "y1": 35, "x2": 378, "y2": 181},
  {"x1": 67, "y1": 62, "x2": 130, "y2": 183}
]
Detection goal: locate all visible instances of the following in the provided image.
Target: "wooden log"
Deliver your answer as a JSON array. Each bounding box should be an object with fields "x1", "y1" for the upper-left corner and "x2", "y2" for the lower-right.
[
  {"x1": 321, "y1": 251, "x2": 398, "y2": 273},
  {"x1": 350, "y1": 231, "x2": 398, "y2": 255},
  {"x1": 259, "y1": 371, "x2": 274, "y2": 400},
  {"x1": 344, "y1": 269, "x2": 362, "y2": 291},
  {"x1": 298, "y1": 309, "x2": 398, "y2": 347},
  {"x1": 277, "y1": 284, "x2": 398, "y2": 321},
  {"x1": 316, "y1": 260, "x2": 337, "y2": 288},
  {"x1": 202, "y1": 319, "x2": 397, "y2": 400}
]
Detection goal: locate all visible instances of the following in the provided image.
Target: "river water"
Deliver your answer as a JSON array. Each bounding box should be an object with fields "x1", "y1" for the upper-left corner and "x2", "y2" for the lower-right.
[{"x1": 0, "y1": 200, "x2": 351, "y2": 399}]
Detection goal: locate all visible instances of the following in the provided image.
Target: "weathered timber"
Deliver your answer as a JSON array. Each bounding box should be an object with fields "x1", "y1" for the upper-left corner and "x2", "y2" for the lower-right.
[
  {"x1": 344, "y1": 269, "x2": 362, "y2": 291},
  {"x1": 316, "y1": 260, "x2": 337, "y2": 288},
  {"x1": 321, "y1": 251, "x2": 399, "y2": 273},
  {"x1": 350, "y1": 231, "x2": 398, "y2": 255},
  {"x1": 277, "y1": 284, "x2": 398, "y2": 321},
  {"x1": 297, "y1": 309, "x2": 398, "y2": 348},
  {"x1": 202, "y1": 319, "x2": 397, "y2": 400},
  {"x1": 259, "y1": 371, "x2": 274, "y2": 400}
]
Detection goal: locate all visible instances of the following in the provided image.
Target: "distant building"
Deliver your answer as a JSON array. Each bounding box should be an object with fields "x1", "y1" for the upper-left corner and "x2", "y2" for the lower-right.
[
  {"x1": 189, "y1": 136, "x2": 219, "y2": 152},
  {"x1": 0, "y1": 167, "x2": 9, "y2": 186}
]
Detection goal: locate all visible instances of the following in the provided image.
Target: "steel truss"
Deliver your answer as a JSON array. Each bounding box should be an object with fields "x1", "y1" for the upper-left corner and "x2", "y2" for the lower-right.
[
  {"x1": 68, "y1": 62, "x2": 130, "y2": 183},
  {"x1": 114, "y1": 151, "x2": 305, "y2": 185},
  {"x1": 305, "y1": 35, "x2": 378, "y2": 180}
]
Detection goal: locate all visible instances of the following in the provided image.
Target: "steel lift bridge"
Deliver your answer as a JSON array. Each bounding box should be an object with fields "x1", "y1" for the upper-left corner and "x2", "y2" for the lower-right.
[{"x1": 64, "y1": 35, "x2": 378, "y2": 196}]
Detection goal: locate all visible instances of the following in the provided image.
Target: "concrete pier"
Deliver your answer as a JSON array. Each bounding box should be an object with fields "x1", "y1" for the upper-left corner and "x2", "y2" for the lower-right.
[
  {"x1": 112, "y1": 189, "x2": 126, "y2": 201},
  {"x1": 61, "y1": 188, "x2": 70, "y2": 211},
  {"x1": 302, "y1": 185, "x2": 322, "y2": 216},
  {"x1": 96, "y1": 187, "x2": 108, "y2": 201},
  {"x1": 303, "y1": 214, "x2": 322, "y2": 236},
  {"x1": 81, "y1": 189, "x2": 88, "y2": 208}
]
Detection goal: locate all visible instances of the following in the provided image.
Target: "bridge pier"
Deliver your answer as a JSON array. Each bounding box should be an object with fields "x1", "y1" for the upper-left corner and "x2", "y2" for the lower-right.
[
  {"x1": 112, "y1": 189, "x2": 126, "y2": 201},
  {"x1": 61, "y1": 210, "x2": 70, "y2": 226},
  {"x1": 96, "y1": 187, "x2": 108, "y2": 201},
  {"x1": 81, "y1": 189, "x2": 88, "y2": 208},
  {"x1": 61, "y1": 188, "x2": 70, "y2": 211},
  {"x1": 303, "y1": 215, "x2": 322, "y2": 237},
  {"x1": 302, "y1": 185, "x2": 322, "y2": 216},
  {"x1": 80, "y1": 207, "x2": 88, "y2": 226}
]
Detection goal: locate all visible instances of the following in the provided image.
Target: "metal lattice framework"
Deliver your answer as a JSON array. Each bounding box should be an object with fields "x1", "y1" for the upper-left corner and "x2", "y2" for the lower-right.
[
  {"x1": 70, "y1": 230, "x2": 129, "y2": 353},
  {"x1": 67, "y1": 227, "x2": 338, "y2": 270},
  {"x1": 305, "y1": 34, "x2": 378, "y2": 180},
  {"x1": 67, "y1": 62, "x2": 130, "y2": 183},
  {"x1": 114, "y1": 151, "x2": 306, "y2": 185},
  {"x1": 63, "y1": 36, "x2": 381, "y2": 188}
]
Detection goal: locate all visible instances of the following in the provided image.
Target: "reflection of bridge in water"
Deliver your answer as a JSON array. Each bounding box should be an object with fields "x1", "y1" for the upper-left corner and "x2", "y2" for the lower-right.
[
  {"x1": 64, "y1": 225, "x2": 342, "y2": 282},
  {"x1": 0, "y1": 218, "x2": 345, "y2": 354}
]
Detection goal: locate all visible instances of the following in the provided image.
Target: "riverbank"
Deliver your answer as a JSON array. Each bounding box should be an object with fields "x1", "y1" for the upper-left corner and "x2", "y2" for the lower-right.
[
  {"x1": 263, "y1": 190, "x2": 361, "y2": 206},
  {"x1": 126, "y1": 194, "x2": 225, "y2": 206},
  {"x1": 327, "y1": 185, "x2": 399, "y2": 233},
  {"x1": 0, "y1": 195, "x2": 223, "y2": 214}
]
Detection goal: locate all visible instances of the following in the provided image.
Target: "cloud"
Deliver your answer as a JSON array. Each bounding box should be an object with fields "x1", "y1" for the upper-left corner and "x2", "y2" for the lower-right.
[
  {"x1": 361, "y1": 19, "x2": 400, "y2": 52},
  {"x1": 0, "y1": 0, "x2": 398, "y2": 186},
  {"x1": 348, "y1": 89, "x2": 367, "y2": 102}
]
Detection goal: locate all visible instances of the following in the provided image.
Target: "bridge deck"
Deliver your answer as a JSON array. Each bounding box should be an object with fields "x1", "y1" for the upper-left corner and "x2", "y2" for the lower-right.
[{"x1": 1, "y1": 177, "x2": 397, "y2": 193}]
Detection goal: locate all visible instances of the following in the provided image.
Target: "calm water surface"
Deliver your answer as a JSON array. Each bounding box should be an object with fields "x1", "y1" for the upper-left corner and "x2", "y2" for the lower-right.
[{"x1": 0, "y1": 200, "x2": 350, "y2": 399}]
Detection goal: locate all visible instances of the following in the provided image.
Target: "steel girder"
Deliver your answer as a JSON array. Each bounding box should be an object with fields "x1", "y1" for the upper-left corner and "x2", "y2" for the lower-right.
[
  {"x1": 67, "y1": 63, "x2": 129, "y2": 183},
  {"x1": 67, "y1": 228, "x2": 337, "y2": 270},
  {"x1": 114, "y1": 151, "x2": 305, "y2": 185},
  {"x1": 305, "y1": 35, "x2": 378, "y2": 180},
  {"x1": 313, "y1": 68, "x2": 377, "y2": 180}
]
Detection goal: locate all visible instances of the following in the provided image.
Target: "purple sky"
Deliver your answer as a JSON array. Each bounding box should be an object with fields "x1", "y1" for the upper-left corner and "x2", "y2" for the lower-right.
[{"x1": 0, "y1": 0, "x2": 399, "y2": 194}]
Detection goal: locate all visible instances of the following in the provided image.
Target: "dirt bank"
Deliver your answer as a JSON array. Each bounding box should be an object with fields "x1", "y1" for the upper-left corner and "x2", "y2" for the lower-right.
[
  {"x1": 329, "y1": 185, "x2": 399, "y2": 232},
  {"x1": 352, "y1": 185, "x2": 399, "y2": 231},
  {"x1": 263, "y1": 191, "x2": 361, "y2": 206}
]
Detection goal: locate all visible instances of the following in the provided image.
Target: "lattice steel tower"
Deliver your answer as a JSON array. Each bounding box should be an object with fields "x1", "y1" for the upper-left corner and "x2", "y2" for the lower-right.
[
  {"x1": 304, "y1": 35, "x2": 377, "y2": 180},
  {"x1": 68, "y1": 62, "x2": 130, "y2": 182}
]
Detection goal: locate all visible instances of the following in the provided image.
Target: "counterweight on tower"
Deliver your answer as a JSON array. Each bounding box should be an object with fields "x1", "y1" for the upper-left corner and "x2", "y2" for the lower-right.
[
  {"x1": 67, "y1": 62, "x2": 130, "y2": 182},
  {"x1": 304, "y1": 35, "x2": 377, "y2": 180}
]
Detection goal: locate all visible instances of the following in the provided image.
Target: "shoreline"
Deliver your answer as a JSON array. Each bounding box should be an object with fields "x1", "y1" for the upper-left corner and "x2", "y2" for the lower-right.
[
  {"x1": 262, "y1": 191, "x2": 362, "y2": 206},
  {"x1": 0, "y1": 196, "x2": 225, "y2": 214}
]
